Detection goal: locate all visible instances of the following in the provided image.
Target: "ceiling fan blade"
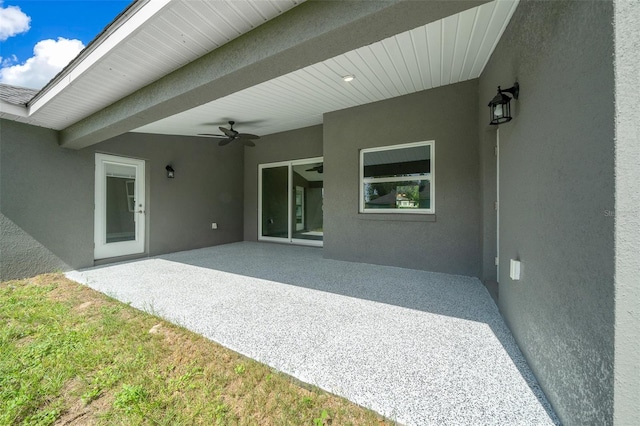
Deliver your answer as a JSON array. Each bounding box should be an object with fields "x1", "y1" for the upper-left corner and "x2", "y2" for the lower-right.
[
  {"x1": 204, "y1": 121, "x2": 260, "y2": 147},
  {"x1": 237, "y1": 133, "x2": 260, "y2": 140},
  {"x1": 203, "y1": 119, "x2": 266, "y2": 127},
  {"x1": 198, "y1": 133, "x2": 227, "y2": 138},
  {"x1": 219, "y1": 127, "x2": 236, "y2": 137}
]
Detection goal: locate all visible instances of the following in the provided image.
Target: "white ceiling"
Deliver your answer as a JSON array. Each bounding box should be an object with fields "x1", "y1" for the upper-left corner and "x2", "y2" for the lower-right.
[
  {"x1": 1, "y1": 0, "x2": 303, "y2": 129},
  {"x1": 133, "y1": 0, "x2": 519, "y2": 138},
  {"x1": 0, "y1": 0, "x2": 519, "y2": 140}
]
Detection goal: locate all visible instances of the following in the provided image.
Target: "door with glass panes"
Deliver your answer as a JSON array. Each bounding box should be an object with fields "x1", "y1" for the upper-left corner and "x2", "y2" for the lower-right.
[{"x1": 94, "y1": 154, "x2": 145, "y2": 259}]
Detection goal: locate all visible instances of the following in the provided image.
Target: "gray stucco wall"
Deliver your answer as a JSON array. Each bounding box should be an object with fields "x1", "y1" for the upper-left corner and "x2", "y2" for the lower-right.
[
  {"x1": 479, "y1": 126, "x2": 497, "y2": 283},
  {"x1": 479, "y1": 1, "x2": 615, "y2": 424},
  {"x1": 0, "y1": 120, "x2": 93, "y2": 280},
  {"x1": 323, "y1": 80, "x2": 481, "y2": 276},
  {"x1": 0, "y1": 120, "x2": 244, "y2": 280},
  {"x1": 613, "y1": 0, "x2": 640, "y2": 423},
  {"x1": 87, "y1": 132, "x2": 244, "y2": 256},
  {"x1": 243, "y1": 125, "x2": 323, "y2": 242}
]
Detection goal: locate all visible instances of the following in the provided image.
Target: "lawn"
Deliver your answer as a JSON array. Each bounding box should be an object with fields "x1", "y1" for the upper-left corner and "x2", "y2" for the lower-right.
[{"x1": 0, "y1": 274, "x2": 392, "y2": 425}]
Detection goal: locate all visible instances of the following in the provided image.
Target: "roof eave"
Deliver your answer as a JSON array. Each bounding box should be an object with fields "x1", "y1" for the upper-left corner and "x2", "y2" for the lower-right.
[
  {"x1": 27, "y1": 0, "x2": 170, "y2": 114},
  {"x1": 0, "y1": 99, "x2": 29, "y2": 118}
]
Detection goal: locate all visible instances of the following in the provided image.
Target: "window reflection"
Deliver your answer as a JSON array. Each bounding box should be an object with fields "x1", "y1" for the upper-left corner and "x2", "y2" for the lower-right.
[
  {"x1": 261, "y1": 166, "x2": 288, "y2": 238},
  {"x1": 361, "y1": 142, "x2": 434, "y2": 214},
  {"x1": 292, "y1": 162, "x2": 323, "y2": 241}
]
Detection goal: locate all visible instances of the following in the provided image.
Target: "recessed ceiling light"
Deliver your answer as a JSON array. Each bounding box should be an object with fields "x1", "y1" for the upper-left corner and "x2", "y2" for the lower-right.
[{"x1": 342, "y1": 75, "x2": 355, "y2": 82}]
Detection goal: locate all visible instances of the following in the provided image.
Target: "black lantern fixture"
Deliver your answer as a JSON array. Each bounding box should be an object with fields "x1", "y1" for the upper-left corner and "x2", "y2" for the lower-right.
[
  {"x1": 488, "y1": 82, "x2": 519, "y2": 125},
  {"x1": 165, "y1": 165, "x2": 175, "y2": 178}
]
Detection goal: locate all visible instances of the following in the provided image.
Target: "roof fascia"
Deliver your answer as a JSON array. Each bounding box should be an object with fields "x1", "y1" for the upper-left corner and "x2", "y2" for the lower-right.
[
  {"x1": 28, "y1": 0, "x2": 172, "y2": 115},
  {"x1": 0, "y1": 100, "x2": 28, "y2": 118}
]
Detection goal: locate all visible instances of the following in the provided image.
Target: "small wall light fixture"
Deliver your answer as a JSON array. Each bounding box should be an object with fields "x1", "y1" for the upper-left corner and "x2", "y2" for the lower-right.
[
  {"x1": 488, "y1": 82, "x2": 519, "y2": 125},
  {"x1": 165, "y1": 165, "x2": 175, "y2": 178},
  {"x1": 342, "y1": 75, "x2": 355, "y2": 82}
]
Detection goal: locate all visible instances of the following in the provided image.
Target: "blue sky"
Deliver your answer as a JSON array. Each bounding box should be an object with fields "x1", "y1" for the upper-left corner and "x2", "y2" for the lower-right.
[{"x1": 0, "y1": 0, "x2": 130, "y2": 89}]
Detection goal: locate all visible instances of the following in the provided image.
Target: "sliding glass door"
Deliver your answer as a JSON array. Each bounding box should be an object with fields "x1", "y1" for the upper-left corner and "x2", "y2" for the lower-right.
[{"x1": 259, "y1": 157, "x2": 323, "y2": 246}]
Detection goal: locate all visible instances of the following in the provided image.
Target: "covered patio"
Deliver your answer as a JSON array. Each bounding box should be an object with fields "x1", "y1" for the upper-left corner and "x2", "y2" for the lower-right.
[{"x1": 66, "y1": 242, "x2": 558, "y2": 425}]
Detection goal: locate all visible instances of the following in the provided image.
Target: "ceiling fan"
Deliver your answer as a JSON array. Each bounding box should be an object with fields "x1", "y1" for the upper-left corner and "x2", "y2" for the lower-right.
[
  {"x1": 306, "y1": 164, "x2": 323, "y2": 173},
  {"x1": 198, "y1": 121, "x2": 260, "y2": 147}
]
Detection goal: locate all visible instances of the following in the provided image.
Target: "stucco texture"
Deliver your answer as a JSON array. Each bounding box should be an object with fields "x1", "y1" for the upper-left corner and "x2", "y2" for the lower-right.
[
  {"x1": 613, "y1": 0, "x2": 640, "y2": 423},
  {"x1": 323, "y1": 80, "x2": 481, "y2": 277},
  {"x1": 0, "y1": 213, "x2": 71, "y2": 280},
  {"x1": 0, "y1": 119, "x2": 94, "y2": 280},
  {"x1": 479, "y1": 1, "x2": 616, "y2": 424}
]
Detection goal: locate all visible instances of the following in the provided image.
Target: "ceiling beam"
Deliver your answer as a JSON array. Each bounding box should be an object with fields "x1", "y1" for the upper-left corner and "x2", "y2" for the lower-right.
[{"x1": 59, "y1": 0, "x2": 488, "y2": 149}]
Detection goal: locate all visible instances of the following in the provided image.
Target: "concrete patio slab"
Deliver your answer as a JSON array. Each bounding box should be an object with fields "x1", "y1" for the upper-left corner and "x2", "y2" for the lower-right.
[{"x1": 66, "y1": 242, "x2": 559, "y2": 425}]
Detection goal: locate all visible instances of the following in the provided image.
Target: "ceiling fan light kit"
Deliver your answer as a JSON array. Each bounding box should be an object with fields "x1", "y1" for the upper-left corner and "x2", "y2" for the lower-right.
[{"x1": 198, "y1": 120, "x2": 261, "y2": 147}]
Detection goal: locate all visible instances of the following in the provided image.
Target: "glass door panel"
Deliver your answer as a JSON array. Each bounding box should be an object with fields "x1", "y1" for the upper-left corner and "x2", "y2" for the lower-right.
[
  {"x1": 291, "y1": 162, "x2": 323, "y2": 244},
  {"x1": 105, "y1": 165, "x2": 136, "y2": 243},
  {"x1": 260, "y1": 165, "x2": 289, "y2": 240}
]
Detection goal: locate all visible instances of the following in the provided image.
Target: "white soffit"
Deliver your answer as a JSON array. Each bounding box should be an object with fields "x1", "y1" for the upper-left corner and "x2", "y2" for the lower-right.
[
  {"x1": 16, "y1": 0, "x2": 303, "y2": 130},
  {"x1": 133, "y1": 0, "x2": 519, "y2": 138}
]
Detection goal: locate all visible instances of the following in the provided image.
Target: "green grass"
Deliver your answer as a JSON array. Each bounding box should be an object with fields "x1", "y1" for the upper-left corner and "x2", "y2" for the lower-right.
[{"x1": 0, "y1": 274, "x2": 393, "y2": 425}]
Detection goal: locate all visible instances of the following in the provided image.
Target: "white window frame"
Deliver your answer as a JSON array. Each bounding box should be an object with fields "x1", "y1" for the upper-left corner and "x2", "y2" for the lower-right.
[{"x1": 359, "y1": 141, "x2": 435, "y2": 214}]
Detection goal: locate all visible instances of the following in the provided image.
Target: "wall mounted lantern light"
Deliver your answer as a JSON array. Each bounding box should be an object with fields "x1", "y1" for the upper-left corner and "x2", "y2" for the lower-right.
[
  {"x1": 165, "y1": 165, "x2": 175, "y2": 178},
  {"x1": 488, "y1": 82, "x2": 519, "y2": 125}
]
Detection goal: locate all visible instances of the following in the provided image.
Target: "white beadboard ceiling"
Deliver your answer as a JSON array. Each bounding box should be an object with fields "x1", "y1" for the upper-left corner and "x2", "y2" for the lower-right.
[
  {"x1": 2, "y1": 0, "x2": 302, "y2": 129},
  {"x1": 133, "y1": 0, "x2": 519, "y2": 138}
]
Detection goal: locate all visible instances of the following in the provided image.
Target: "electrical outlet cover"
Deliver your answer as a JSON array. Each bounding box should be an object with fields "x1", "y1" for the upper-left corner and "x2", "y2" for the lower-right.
[{"x1": 509, "y1": 259, "x2": 521, "y2": 280}]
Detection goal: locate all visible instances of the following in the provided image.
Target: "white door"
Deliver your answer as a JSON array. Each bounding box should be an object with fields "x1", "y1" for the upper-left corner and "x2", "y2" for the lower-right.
[{"x1": 94, "y1": 154, "x2": 145, "y2": 259}]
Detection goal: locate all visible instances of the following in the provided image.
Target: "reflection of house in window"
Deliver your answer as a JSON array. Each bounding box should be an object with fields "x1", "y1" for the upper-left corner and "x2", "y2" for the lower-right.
[
  {"x1": 126, "y1": 180, "x2": 135, "y2": 212},
  {"x1": 395, "y1": 185, "x2": 420, "y2": 208},
  {"x1": 361, "y1": 141, "x2": 434, "y2": 214},
  {"x1": 363, "y1": 183, "x2": 430, "y2": 210},
  {"x1": 396, "y1": 195, "x2": 417, "y2": 208}
]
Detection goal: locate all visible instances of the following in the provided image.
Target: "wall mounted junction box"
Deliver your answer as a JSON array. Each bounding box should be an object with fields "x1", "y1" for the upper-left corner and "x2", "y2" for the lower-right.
[{"x1": 510, "y1": 259, "x2": 521, "y2": 280}]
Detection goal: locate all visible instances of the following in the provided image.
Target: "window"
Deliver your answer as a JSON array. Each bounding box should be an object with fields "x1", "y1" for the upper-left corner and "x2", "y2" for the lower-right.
[{"x1": 360, "y1": 141, "x2": 434, "y2": 214}]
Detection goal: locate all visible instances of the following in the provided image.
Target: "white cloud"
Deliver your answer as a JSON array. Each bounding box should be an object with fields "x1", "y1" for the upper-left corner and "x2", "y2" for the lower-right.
[
  {"x1": 1, "y1": 54, "x2": 18, "y2": 67},
  {"x1": 0, "y1": 2, "x2": 30, "y2": 41},
  {"x1": 0, "y1": 37, "x2": 84, "y2": 89}
]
